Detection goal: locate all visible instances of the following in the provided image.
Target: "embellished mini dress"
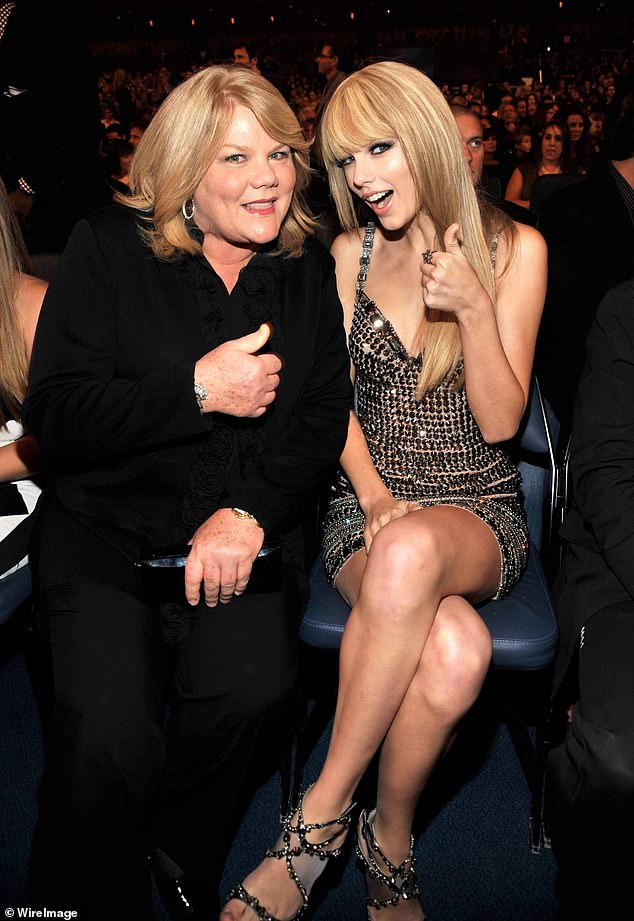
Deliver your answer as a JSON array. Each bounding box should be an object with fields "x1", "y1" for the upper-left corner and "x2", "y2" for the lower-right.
[{"x1": 321, "y1": 223, "x2": 528, "y2": 600}]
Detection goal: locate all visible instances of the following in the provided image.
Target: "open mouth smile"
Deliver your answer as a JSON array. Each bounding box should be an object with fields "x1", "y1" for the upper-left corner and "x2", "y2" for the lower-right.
[
  {"x1": 364, "y1": 190, "x2": 393, "y2": 211},
  {"x1": 243, "y1": 199, "x2": 277, "y2": 215}
]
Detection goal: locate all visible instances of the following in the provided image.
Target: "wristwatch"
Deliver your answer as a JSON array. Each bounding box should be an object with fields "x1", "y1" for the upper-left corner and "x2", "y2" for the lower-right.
[
  {"x1": 231, "y1": 507, "x2": 263, "y2": 529},
  {"x1": 193, "y1": 381, "x2": 208, "y2": 412}
]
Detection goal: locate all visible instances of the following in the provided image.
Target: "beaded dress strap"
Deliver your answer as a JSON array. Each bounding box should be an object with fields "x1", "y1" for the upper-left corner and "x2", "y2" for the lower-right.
[{"x1": 356, "y1": 223, "x2": 376, "y2": 295}]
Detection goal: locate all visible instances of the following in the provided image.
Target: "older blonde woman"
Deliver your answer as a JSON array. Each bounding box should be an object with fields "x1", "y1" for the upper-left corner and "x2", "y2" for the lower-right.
[
  {"x1": 223, "y1": 61, "x2": 546, "y2": 921},
  {"x1": 23, "y1": 66, "x2": 351, "y2": 919}
]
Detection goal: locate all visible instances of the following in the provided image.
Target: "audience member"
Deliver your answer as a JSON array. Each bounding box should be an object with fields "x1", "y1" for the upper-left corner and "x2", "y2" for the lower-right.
[
  {"x1": 23, "y1": 65, "x2": 351, "y2": 920},
  {"x1": 222, "y1": 60, "x2": 546, "y2": 921},
  {"x1": 129, "y1": 117, "x2": 150, "y2": 148},
  {"x1": 535, "y1": 92, "x2": 634, "y2": 438},
  {"x1": 102, "y1": 138, "x2": 134, "y2": 192},
  {"x1": 0, "y1": 177, "x2": 44, "y2": 625},
  {"x1": 546, "y1": 276, "x2": 634, "y2": 920},
  {"x1": 450, "y1": 105, "x2": 485, "y2": 184},
  {"x1": 451, "y1": 107, "x2": 536, "y2": 225},
  {"x1": 111, "y1": 67, "x2": 135, "y2": 136},
  {"x1": 482, "y1": 125, "x2": 507, "y2": 190},
  {"x1": 104, "y1": 121, "x2": 126, "y2": 141},
  {"x1": 314, "y1": 41, "x2": 347, "y2": 123},
  {"x1": 587, "y1": 108, "x2": 606, "y2": 156},
  {"x1": 565, "y1": 105, "x2": 593, "y2": 173},
  {"x1": 513, "y1": 126, "x2": 533, "y2": 162},
  {"x1": 233, "y1": 43, "x2": 262, "y2": 75},
  {"x1": 505, "y1": 120, "x2": 574, "y2": 210}
]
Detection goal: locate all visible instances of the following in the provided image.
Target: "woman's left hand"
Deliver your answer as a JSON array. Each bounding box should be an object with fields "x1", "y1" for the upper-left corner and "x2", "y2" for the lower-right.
[
  {"x1": 420, "y1": 223, "x2": 489, "y2": 319},
  {"x1": 185, "y1": 508, "x2": 264, "y2": 607}
]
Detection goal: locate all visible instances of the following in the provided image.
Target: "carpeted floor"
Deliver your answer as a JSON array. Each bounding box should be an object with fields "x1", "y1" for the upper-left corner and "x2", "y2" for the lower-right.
[{"x1": 0, "y1": 620, "x2": 559, "y2": 921}]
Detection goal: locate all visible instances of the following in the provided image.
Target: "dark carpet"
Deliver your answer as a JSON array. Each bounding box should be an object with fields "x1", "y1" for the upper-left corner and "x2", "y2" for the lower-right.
[{"x1": 0, "y1": 620, "x2": 558, "y2": 921}]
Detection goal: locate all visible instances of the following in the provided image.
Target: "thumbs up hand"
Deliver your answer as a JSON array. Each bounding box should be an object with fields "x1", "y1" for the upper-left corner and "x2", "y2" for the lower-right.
[
  {"x1": 194, "y1": 322, "x2": 282, "y2": 417},
  {"x1": 420, "y1": 223, "x2": 488, "y2": 319}
]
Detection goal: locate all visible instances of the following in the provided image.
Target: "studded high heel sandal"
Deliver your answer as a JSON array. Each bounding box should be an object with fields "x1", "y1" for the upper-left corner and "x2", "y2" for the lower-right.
[
  {"x1": 226, "y1": 788, "x2": 356, "y2": 921},
  {"x1": 356, "y1": 808, "x2": 424, "y2": 919}
]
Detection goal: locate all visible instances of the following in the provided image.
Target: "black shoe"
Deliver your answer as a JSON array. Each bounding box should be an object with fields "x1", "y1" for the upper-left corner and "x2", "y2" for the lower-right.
[{"x1": 149, "y1": 845, "x2": 218, "y2": 920}]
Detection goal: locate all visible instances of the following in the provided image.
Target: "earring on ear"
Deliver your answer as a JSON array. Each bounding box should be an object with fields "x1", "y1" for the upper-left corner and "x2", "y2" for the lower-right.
[{"x1": 182, "y1": 198, "x2": 195, "y2": 220}]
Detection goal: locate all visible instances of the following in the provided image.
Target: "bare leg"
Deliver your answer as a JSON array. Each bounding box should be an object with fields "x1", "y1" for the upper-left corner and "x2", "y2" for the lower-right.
[
  {"x1": 365, "y1": 595, "x2": 492, "y2": 919},
  {"x1": 221, "y1": 506, "x2": 500, "y2": 921}
]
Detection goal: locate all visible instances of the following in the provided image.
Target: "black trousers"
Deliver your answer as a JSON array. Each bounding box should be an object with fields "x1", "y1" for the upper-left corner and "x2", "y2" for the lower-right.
[
  {"x1": 547, "y1": 602, "x2": 634, "y2": 919},
  {"x1": 30, "y1": 576, "x2": 299, "y2": 920}
]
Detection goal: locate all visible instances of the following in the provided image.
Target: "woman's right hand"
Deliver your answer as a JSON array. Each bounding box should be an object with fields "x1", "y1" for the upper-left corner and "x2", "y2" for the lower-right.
[
  {"x1": 362, "y1": 495, "x2": 420, "y2": 551},
  {"x1": 194, "y1": 322, "x2": 282, "y2": 417}
]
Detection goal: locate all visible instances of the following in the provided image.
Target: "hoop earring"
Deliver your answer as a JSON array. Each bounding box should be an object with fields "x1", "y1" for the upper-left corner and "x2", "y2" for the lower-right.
[{"x1": 182, "y1": 198, "x2": 195, "y2": 220}]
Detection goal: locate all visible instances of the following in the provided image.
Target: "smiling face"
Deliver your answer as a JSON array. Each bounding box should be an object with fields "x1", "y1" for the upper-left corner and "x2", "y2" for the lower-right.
[
  {"x1": 193, "y1": 105, "x2": 296, "y2": 258},
  {"x1": 339, "y1": 138, "x2": 418, "y2": 231}
]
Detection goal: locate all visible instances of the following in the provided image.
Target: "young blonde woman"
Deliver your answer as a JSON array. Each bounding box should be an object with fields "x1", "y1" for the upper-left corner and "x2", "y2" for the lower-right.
[
  {"x1": 222, "y1": 60, "x2": 546, "y2": 921},
  {"x1": 0, "y1": 178, "x2": 44, "y2": 624}
]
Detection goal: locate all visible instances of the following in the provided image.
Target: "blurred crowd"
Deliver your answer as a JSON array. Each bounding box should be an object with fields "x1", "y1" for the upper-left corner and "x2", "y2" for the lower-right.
[{"x1": 94, "y1": 15, "x2": 634, "y2": 200}]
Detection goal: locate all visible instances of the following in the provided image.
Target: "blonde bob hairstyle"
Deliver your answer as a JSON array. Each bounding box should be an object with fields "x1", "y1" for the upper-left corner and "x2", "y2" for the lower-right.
[
  {"x1": 120, "y1": 65, "x2": 314, "y2": 260},
  {"x1": 319, "y1": 60, "x2": 512, "y2": 396}
]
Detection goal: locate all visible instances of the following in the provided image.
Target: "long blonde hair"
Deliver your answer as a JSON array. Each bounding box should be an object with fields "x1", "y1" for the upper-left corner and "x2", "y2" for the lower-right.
[
  {"x1": 120, "y1": 65, "x2": 314, "y2": 259},
  {"x1": 0, "y1": 178, "x2": 31, "y2": 425},
  {"x1": 319, "y1": 60, "x2": 511, "y2": 395}
]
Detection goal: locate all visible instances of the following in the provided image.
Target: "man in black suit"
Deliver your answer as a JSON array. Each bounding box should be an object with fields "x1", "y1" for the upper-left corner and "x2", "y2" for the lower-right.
[
  {"x1": 547, "y1": 276, "x2": 634, "y2": 920},
  {"x1": 535, "y1": 93, "x2": 634, "y2": 439},
  {"x1": 0, "y1": 1, "x2": 108, "y2": 253}
]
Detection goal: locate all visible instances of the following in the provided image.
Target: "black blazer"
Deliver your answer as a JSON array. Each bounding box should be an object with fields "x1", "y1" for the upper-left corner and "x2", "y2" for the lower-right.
[
  {"x1": 535, "y1": 167, "x2": 634, "y2": 435},
  {"x1": 23, "y1": 205, "x2": 352, "y2": 567},
  {"x1": 552, "y1": 277, "x2": 634, "y2": 693}
]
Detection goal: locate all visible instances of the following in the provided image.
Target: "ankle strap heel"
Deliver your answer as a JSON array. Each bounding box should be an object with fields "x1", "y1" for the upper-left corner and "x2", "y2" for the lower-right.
[
  {"x1": 356, "y1": 808, "x2": 423, "y2": 916},
  {"x1": 228, "y1": 788, "x2": 355, "y2": 921}
]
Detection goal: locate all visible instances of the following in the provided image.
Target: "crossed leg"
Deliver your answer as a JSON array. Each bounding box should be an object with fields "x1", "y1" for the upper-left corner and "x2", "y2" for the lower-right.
[{"x1": 221, "y1": 505, "x2": 501, "y2": 921}]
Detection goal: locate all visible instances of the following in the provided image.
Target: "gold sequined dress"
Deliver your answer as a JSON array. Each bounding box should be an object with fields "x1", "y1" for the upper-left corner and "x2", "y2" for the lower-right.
[{"x1": 321, "y1": 223, "x2": 528, "y2": 600}]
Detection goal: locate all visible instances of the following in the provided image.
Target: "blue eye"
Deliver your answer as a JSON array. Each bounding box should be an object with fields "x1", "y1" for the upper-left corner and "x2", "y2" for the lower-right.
[
  {"x1": 225, "y1": 153, "x2": 245, "y2": 163},
  {"x1": 336, "y1": 154, "x2": 355, "y2": 168},
  {"x1": 369, "y1": 141, "x2": 393, "y2": 155},
  {"x1": 270, "y1": 149, "x2": 290, "y2": 160}
]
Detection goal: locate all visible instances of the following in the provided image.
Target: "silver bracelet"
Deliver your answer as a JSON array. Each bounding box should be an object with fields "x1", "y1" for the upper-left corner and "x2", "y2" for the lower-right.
[
  {"x1": 193, "y1": 381, "x2": 208, "y2": 413},
  {"x1": 17, "y1": 177, "x2": 35, "y2": 195}
]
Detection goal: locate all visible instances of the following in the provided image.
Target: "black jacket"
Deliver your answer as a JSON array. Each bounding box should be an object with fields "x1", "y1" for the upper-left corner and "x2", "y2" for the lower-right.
[
  {"x1": 23, "y1": 205, "x2": 352, "y2": 570},
  {"x1": 535, "y1": 167, "x2": 634, "y2": 436},
  {"x1": 552, "y1": 277, "x2": 634, "y2": 693}
]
